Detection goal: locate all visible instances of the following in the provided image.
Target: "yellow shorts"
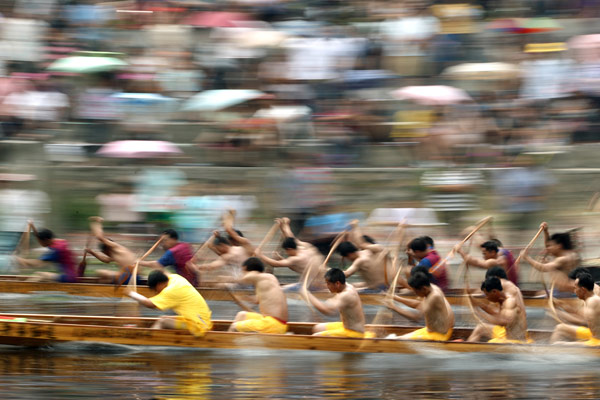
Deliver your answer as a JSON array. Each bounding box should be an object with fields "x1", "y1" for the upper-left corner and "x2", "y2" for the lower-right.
[
  {"x1": 174, "y1": 316, "x2": 213, "y2": 337},
  {"x1": 575, "y1": 326, "x2": 600, "y2": 346},
  {"x1": 488, "y1": 325, "x2": 533, "y2": 344},
  {"x1": 314, "y1": 322, "x2": 364, "y2": 338},
  {"x1": 234, "y1": 312, "x2": 287, "y2": 334},
  {"x1": 404, "y1": 327, "x2": 452, "y2": 341}
]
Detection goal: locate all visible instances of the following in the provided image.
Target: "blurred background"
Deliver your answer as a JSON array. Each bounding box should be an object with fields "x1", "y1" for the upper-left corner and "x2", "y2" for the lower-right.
[{"x1": 1, "y1": 0, "x2": 600, "y2": 274}]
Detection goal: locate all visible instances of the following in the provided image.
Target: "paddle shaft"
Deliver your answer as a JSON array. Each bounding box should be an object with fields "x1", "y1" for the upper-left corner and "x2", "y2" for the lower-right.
[
  {"x1": 255, "y1": 223, "x2": 279, "y2": 254},
  {"x1": 514, "y1": 225, "x2": 545, "y2": 267},
  {"x1": 130, "y1": 235, "x2": 166, "y2": 291}
]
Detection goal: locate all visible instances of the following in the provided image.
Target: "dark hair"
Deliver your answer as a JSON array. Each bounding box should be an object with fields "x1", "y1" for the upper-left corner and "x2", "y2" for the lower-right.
[
  {"x1": 214, "y1": 236, "x2": 230, "y2": 246},
  {"x1": 490, "y1": 238, "x2": 503, "y2": 247},
  {"x1": 481, "y1": 276, "x2": 503, "y2": 292},
  {"x1": 282, "y1": 237, "x2": 297, "y2": 250},
  {"x1": 568, "y1": 267, "x2": 590, "y2": 280},
  {"x1": 485, "y1": 266, "x2": 507, "y2": 280},
  {"x1": 243, "y1": 257, "x2": 264, "y2": 272},
  {"x1": 162, "y1": 229, "x2": 178, "y2": 240},
  {"x1": 408, "y1": 237, "x2": 428, "y2": 252},
  {"x1": 100, "y1": 242, "x2": 111, "y2": 255},
  {"x1": 576, "y1": 272, "x2": 595, "y2": 291},
  {"x1": 325, "y1": 268, "x2": 345, "y2": 284},
  {"x1": 420, "y1": 236, "x2": 434, "y2": 248},
  {"x1": 337, "y1": 241, "x2": 358, "y2": 257},
  {"x1": 362, "y1": 235, "x2": 376, "y2": 244},
  {"x1": 148, "y1": 270, "x2": 169, "y2": 290},
  {"x1": 481, "y1": 241, "x2": 499, "y2": 253},
  {"x1": 37, "y1": 228, "x2": 54, "y2": 241},
  {"x1": 408, "y1": 271, "x2": 430, "y2": 290},
  {"x1": 411, "y1": 265, "x2": 432, "y2": 279},
  {"x1": 550, "y1": 233, "x2": 573, "y2": 250}
]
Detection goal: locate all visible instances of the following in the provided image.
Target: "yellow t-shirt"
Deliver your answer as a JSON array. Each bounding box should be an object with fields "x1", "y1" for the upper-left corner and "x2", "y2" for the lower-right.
[{"x1": 150, "y1": 274, "x2": 212, "y2": 336}]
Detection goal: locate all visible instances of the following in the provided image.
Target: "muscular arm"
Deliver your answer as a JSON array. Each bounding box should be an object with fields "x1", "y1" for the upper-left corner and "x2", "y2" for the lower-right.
[
  {"x1": 223, "y1": 212, "x2": 254, "y2": 254},
  {"x1": 344, "y1": 259, "x2": 362, "y2": 278},
  {"x1": 138, "y1": 260, "x2": 164, "y2": 270},
  {"x1": 305, "y1": 291, "x2": 341, "y2": 316},
  {"x1": 480, "y1": 298, "x2": 516, "y2": 326},
  {"x1": 15, "y1": 257, "x2": 49, "y2": 268},
  {"x1": 392, "y1": 294, "x2": 422, "y2": 309},
  {"x1": 196, "y1": 257, "x2": 227, "y2": 271},
  {"x1": 85, "y1": 248, "x2": 112, "y2": 264},
  {"x1": 524, "y1": 254, "x2": 565, "y2": 272},
  {"x1": 386, "y1": 300, "x2": 422, "y2": 321},
  {"x1": 257, "y1": 252, "x2": 295, "y2": 268}
]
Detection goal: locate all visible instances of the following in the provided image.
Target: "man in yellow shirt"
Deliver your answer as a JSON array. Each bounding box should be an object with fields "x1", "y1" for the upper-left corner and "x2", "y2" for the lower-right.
[{"x1": 126, "y1": 270, "x2": 212, "y2": 337}]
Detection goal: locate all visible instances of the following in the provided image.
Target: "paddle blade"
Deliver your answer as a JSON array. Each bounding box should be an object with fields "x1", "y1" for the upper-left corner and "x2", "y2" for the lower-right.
[{"x1": 77, "y1": 260, "x2": 86, "y2": 278}]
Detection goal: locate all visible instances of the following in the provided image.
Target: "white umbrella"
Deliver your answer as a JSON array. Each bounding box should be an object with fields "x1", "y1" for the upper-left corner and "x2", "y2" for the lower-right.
[
  {"x1": 96, "y1": 140, "x2": 183, "y2": 158},
  {"x1": 442, "y1": 63, "x2": 521, "y2": 80},
  {"x1": 391, "y1": 85, "x2": 472, "y2": 106},
  {"x1": 181, "y1": 89, "x2": 268, "y2": 111}
]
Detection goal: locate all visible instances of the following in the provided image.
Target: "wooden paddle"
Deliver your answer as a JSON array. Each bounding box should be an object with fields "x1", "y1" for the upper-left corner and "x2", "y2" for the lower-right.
[
  {"x1": 128, "y1": 235, "x2": 166, "y2": 293},
  {"x1": 77, "y1": 235, "x2": 93, "y2": 278},
  {"x1": 12, "y1": 223, "x2": 30, "y2": 256},
  {"x1": 548, "y1": 280, "x2": 565, "y2": 324},
  {"x1": 300, "y1": 231, "x2": 346, "y2": 306},
  {"x1": 432, "y1": 216, "x2": 493, "y2": 274},
  {"x1": 514, "y1": 225, "x2": 545, "y2": 277},
  {"x1": 254, "y1": 222, "x2": 279, "y2": 255},
  {"x1": 227, "y1": 286, "x2": 254, "y2": 313},
  {"x1": 186, "y1": 233, "x2": 216, "y2": 285},
  {"x1": 463, "y1": 243, "x2": 486, "y2": 327}
]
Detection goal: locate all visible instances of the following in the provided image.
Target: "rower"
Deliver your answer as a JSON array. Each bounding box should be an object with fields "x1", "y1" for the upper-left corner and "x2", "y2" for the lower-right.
[
  {"x1": 407, "y1": 236, "x2": 449, "y2": 292},
  {"x1": 522, "y1": 222, "x2": 578, "y2": 295},
  {"x1": 85, "y1": 216, "x2": 138, "y2": 285},
  {"x1": 228, "y1": 257, "x2": 288, "y2": 334},
  {"x1": 138, "y1": 229, "x2": 197, "y2": 287},
  {"x1": 304, "y1": 267, "x2": 366, "y2": 338},
  {"x1": 337, "y1": 221, "x2": 390, "y2": 292},
  {"x1": 14, "y1": 221, "x2": 77, "y2": 283},
  {"x1": 126, "y1": 270, "x2": 213, "y2": 337},
  {"x1": 550, "y1": 272, "x2": 600, "y2": 345},
  {"x1": 194, "y1": 233, "x2": 251, "y2": 284},
  {"x1": 485, "y1": 266, "x2": 523, "y2": 303},
  {"x1": 385, "y1": 271, "x2": 454, "y2": 341},
  {"x1": 467, "y1": 276, "x2": 529, "y2": 343},
  {"x1": 255, "y1": 217, "x2": 326, "y2": 291},
  {"x1": 457, "y1": 241, "x2": 518, "y2": 286}
]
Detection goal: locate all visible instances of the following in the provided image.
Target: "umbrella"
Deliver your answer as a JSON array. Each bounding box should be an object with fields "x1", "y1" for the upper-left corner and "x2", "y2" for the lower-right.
[
  {"x1": 181, "y1": 89, "x2": 269, "y2": 111},
  {"x1": 442, "y1": 63, "x2": 521, "y2": 80},
  {"x1": 486, "y1": 18, "x2": 561, "y2": 34},
  {"x1": 181, "y1": 11, "x2": 249, "y2": 28},
  {"x1": 391, "y1": 85, "x2": 472, "y2": 106},
  {"x1": 47, "y1": 56, "x2": 128, "y2": 73},
  {"x1": 96, "y1": 140, "x2": 183, "y2": 158}
]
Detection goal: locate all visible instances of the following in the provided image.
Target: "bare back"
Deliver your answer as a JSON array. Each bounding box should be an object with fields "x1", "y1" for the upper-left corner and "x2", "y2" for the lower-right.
[
  {"x1": 501, "y1": 292, "x2": 528, "y2": 341},
  {"x1": 584, "y1": 295, "x2": 600, "y2": 339},
  {"x1": 422, "y1": 284, "x2": 454, "y2": 334},
  {"x1": 107, "y1": 242, "x2": 136, "y2": 268},
  {"x1": 329, "y1": 284, "x2": 365, "y2": 333},
  {"x1": 352, "y1": 250, "x2": 387, "y2": 289},
  {"x1": 243, "y1": 271, "x2": 288, "y2": 322}
]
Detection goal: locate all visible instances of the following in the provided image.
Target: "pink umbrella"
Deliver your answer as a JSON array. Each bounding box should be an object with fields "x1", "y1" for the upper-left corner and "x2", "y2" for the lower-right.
[
  {"x1": 391, "y1": 85, "x2": 472, "y2": 106},
  {"x1": 96, "y1": 140, "x2": 183, "y2": 158},
  {"x1": 181, "y1": 12, "x2": 250, "y2": 28}
]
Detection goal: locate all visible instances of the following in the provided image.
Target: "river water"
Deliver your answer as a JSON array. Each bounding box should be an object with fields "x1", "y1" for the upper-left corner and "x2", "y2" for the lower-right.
[{"x1": 0, "y1": 293, "x2": 599, "y2": 399}]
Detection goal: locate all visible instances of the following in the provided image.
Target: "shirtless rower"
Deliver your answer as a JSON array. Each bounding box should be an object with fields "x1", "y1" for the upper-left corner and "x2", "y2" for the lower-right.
[
  {"x1": 256, "y1": 217, "x2": 326, "y2": 291},
  {"x1": 550, "y1": 272, "x2": 600, "y2": 345},
  {"x1": 523, "y1": 222, "x2": 578, "y2": 294},
  {"x1": 228, "y1": 257, "x2": 288, "y2": 334},
  {"x1": 14, "y1": 221, "x2": 77, "y2": 283},
  {"x1": 457, "y1": 241, "x2": 518, "y2": 286},
  {"x1": 85, "y1": 216, "x2": 139, "y2": 285},
  {"x1": 303, "y1": 267, "x2": 366, "y2": 337},
  {"x1": 194, "y1": 232, "x2": 251, "y2": 284},
  {"x1": 338, "y1": 221, "x2": 392, "y2": 292},
  {"x1": 467, "y1": 276, "x2": 529, "y2": 343},
  {"x1": 385, "y1": 271, "x2": 454, "y2": 341}
]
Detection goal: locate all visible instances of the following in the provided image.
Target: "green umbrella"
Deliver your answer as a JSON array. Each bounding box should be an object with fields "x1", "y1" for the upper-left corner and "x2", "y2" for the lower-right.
[{"x1": 47, "y1": 55, "x2": 128, "y2": 73}]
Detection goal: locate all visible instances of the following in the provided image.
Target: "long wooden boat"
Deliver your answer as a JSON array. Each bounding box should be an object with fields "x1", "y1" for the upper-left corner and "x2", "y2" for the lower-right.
[
  {"x1": 0, "y1": 275, "x2": 574, "y2": 308},
  {"x1": 0, "y1": 313, "x2": 596, "y2": 355}
]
